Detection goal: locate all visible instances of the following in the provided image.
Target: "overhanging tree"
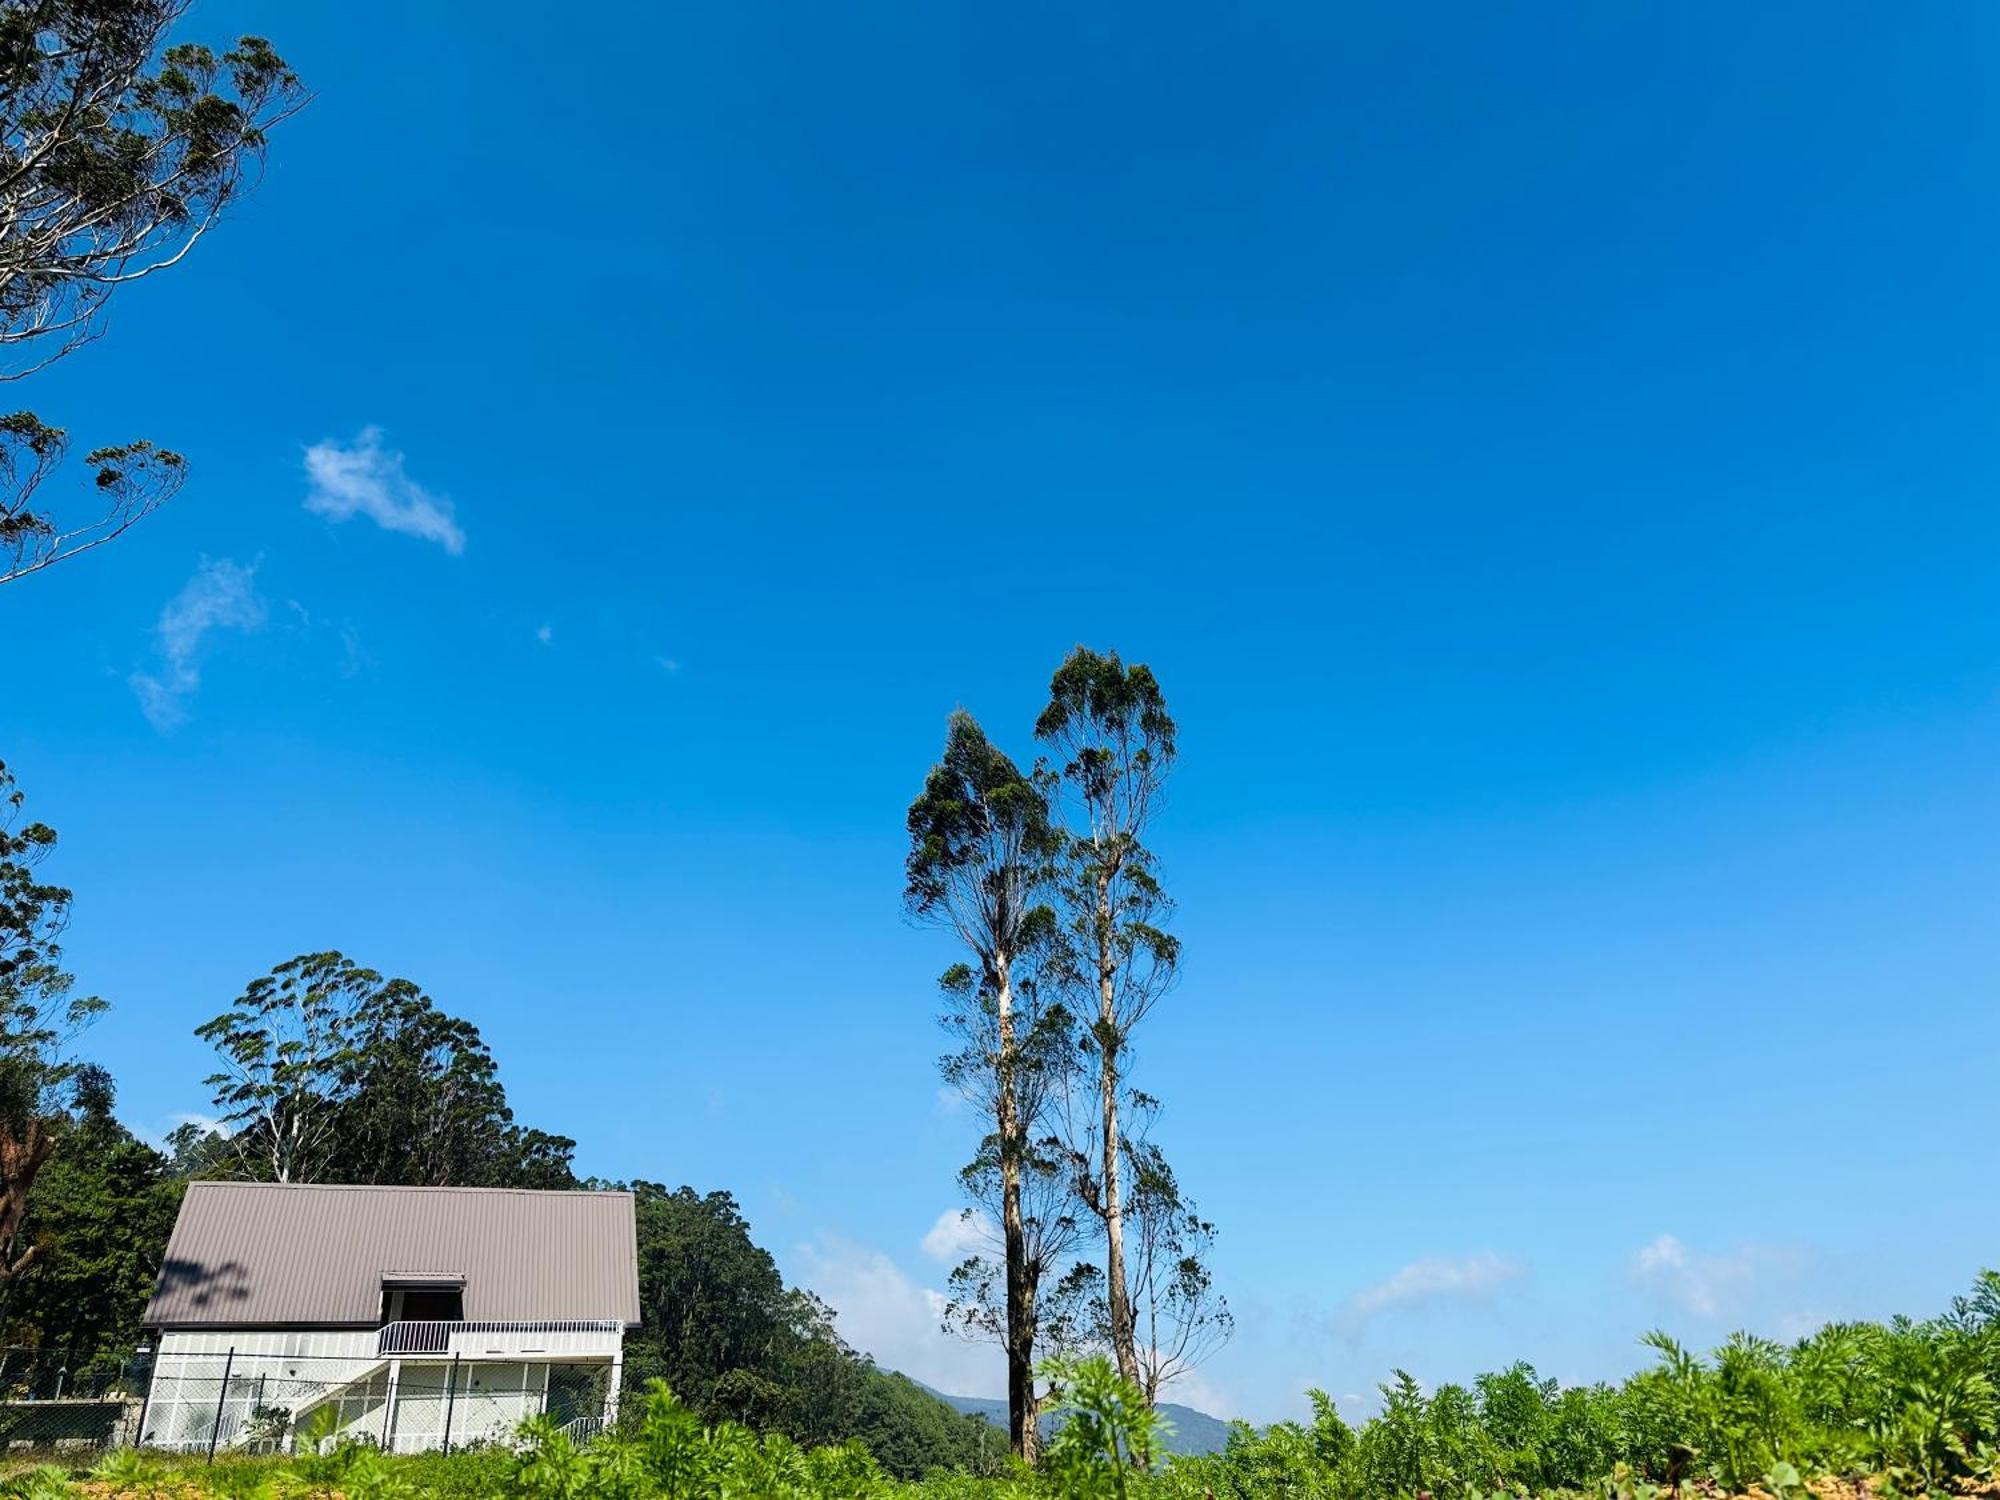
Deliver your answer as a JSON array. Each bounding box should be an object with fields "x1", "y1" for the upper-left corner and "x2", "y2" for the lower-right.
[
  {"x1": 0, "y1": 0, "x2": 303, "y2": 583},
  {"x1": 906, "y1": 710, "x2": 1063, "y2": 1461},
  {"x1": 1036, "y1": 647, "x2": 1181, "y2": 1391}
]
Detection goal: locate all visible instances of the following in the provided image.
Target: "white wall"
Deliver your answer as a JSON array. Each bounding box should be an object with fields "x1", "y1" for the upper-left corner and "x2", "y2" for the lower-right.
[{"x1": 142, "y1": 1332, "x2": 616, "y2": 1454}]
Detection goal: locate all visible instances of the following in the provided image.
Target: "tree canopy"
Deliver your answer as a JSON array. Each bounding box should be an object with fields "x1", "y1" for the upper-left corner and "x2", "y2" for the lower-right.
[{"x1": 195, "y1": 952, "x2": 575, "y2": 1189}]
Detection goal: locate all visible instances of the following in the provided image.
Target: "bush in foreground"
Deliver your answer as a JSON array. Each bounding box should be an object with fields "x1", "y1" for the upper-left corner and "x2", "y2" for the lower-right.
[{"x1": 6, "y1": 1271, "x2": 1999, "y2": 1499}]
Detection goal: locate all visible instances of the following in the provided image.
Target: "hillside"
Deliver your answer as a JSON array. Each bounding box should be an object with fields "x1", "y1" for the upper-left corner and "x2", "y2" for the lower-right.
[{"x1": 917, "y1": 1384, "x2": 1235, "y2": 1458}]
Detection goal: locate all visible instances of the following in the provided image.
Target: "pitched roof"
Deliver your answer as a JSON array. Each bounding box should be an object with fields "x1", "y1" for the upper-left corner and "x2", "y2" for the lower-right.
[{"x1": 143, "y1": 1182, "x2": 640, "y2": 1329}]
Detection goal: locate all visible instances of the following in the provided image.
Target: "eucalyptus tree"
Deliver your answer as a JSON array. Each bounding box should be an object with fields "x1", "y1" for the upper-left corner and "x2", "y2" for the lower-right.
[
  {"x1": 1040, "y1": 1112, "x2": 1232, "y2": 1405},
  {"x1": 0, "y1": 760, "x2": 103, "y2": 1306},
  {"x1": 1119, "y1": 1134, "x2": 1232, "y2": 1403},
  {"x1": 939, "y1": 1117, "x2": 1090, "y2": 1398},
  {"x1": 199, "y1": 953, "x2": 576, "y2": 1189},
  {"x1": 323, "y1": 980, "x2": 576, "y2": 1190},
  {"x1": 1035, "y1": 647, "x2": 1180, "y2": 1389},
  {"x1": 0, "y1": 0, "x2": 304, "y2": 583},
  {"x1": 196, "y1": 951, "x2": 384, "y2": 1184},
  {"x1": 905, "y1": 709, "x2": 1064, "y2": 1459}
]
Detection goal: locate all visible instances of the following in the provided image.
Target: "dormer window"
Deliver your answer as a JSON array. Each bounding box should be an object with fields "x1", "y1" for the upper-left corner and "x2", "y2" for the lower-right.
[{"x1": 379, "y1": 1272, "x2": 465, "y2": 1325}]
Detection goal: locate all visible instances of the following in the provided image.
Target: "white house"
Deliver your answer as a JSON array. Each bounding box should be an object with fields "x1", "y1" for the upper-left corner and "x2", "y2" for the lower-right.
[{"x1": 138, "y1": 1182, "x2": 640, "y2": 1454}]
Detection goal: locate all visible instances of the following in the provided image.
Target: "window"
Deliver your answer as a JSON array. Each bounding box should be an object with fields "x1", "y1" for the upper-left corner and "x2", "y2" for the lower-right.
[
  {"x1": 380, "y1": 1280, "x2": 465, "y2": 1324},
  {"x1": 397, "y1": 1287, "x2": 464, "y2": 1322}
]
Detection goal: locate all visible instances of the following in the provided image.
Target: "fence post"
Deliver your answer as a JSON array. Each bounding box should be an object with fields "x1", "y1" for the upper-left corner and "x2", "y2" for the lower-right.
[
  {"x1": 381, "y1": 1358, "x2": 401, "y2": 1452},
  {"x1": 441, "y1": 1351, "x2": 461, "y2": 1455},
  {"x1": 132, "y1": 1346, "x2": 157, "y2": 1450},
  {"x1": 206, "y1": 1346, "x2": 236, "y2": 1464}
]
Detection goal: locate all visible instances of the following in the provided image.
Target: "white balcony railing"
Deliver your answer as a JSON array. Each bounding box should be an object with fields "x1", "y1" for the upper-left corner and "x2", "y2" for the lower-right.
[{"x1": 376, "y1": 1320, "x2": 624, "y2": 1358}]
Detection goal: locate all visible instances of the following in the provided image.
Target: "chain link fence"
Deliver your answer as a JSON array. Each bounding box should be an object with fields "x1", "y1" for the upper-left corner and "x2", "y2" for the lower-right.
[
  {"x1": 0, "y1": 1346, "x2": 149, "y2": 1456},
  {"x1": 0, "y1": 1345, "x2": 613, "y2": 1461}
]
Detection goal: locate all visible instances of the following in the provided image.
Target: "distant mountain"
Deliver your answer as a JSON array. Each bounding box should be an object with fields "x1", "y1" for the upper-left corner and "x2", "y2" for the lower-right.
[{"x1": 915, "y1": 1383, "x2": 1235, "y2": 1458}]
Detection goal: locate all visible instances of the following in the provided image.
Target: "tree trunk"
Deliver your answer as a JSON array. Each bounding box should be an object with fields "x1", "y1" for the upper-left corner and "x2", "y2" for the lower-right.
[
  {"x1": 1097, "y1": 867, "x2": 1141, "y2": 1389},
  {"x1": 0, "y1": 1114, "x2": 56, "y2": 1317},
  {"x1": 995, "y1": 952, "x2": 1039, "y2": 1462}
]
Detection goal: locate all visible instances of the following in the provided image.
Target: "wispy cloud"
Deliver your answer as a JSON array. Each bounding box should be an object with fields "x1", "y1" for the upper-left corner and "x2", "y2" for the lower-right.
[
  {"x1": 303, "y1": 427, "x2": 465, "y2": 553},
  {"x1": 129, "y1": 557, "x2": 267, "y2": 729},
  {"x1": 789, "y1": 1233, "x2": 996, "y2": 1398},
  {"x1": 1335, "y1": 1251, "x2": 1527, "y2": 1338},
  {"x1": 536, "y1": 623, "x2": 554, "y2": 646},
  {"x1": 1630, "y1": 1234, "x2": 1803, "y2": 1321},
  {"x1": 921, "y1": 1208, "x2": 997, "y2": 1264}
]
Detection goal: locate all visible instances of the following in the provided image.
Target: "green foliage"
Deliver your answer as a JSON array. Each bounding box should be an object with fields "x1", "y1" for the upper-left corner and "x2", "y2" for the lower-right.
[
  {"x1": 1038, "y1": 1356, "x2": 1164, "y2": 1498},
  {"x1": 0, "y1": 760, "x2": 107, "y2": 1313},
  {"x1": 324, "y1": 979, "x2": 578, "y2": 1190},
  {"x1": 195, "y1": 951, "x2": 574, "y2": 1188},
  {"x1": 0, "y1": 761, "x2": 101, "y2": 1082},
  {"x1": 0, "y1": 1, "x2": 304, "y2": 584},
  {"x1": 510, "y1": 1380, "x2": 893, "y2": 1499},
  {"x1": 6, "y1": 1279, "x2": 2000, "y2": 1498},
  {"x1": 3, "y1": 1065, "x2": 181, "y2": 1362},
  {"x1": 1150, "y1": 1270, "x2": 2000, "y2": 1500},
  {"x1": 7, "y1": 1465, "x2": 75, "y2": 1500},
  {"x1": 611, "y1": 1181, "x2": 999, "y2": 1478}
]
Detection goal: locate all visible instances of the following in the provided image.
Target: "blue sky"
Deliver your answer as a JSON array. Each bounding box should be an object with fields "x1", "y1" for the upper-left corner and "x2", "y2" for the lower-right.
[{"x1": 7, "y1": 0, "x2": 1999, "y2": 1422}]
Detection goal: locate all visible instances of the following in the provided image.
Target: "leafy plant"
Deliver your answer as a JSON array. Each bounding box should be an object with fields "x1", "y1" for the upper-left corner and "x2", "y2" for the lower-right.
[{"x1": 1038, "y1": 1355, "x2": 1164, "y2": 1498}]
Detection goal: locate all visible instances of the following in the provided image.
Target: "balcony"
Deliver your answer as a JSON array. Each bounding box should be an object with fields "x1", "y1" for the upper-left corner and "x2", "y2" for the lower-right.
[{"x1": 375, "y1": 1320, "x2": 624, "y2": 1359}]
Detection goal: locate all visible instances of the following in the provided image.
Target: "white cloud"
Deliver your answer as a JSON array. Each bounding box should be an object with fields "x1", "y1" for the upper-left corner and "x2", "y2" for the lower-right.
[
  {"x1": 129, "y1": 557, "x2": 267, "y2": 729},
  {"x1": 790, "y1": 1233, "x2": 998, "y2": 1399},
  {"x1": 1336, "y1": 1251, "x2": 1526, "y2": 1338},
  {"x1": 656, "y1": 656, "x2": 681, "y2": 674},
  {"x1": 536, "y1": 623, "x2": 554, "y2": 645},
  {"x1": 303, "y1": 427, "x2": 465, "y2": 553},
  {"x1": 1161, "y1": 1367, "x2": 1237, "y2": 1420},
  {"x1": 1630, "y1": 1234, "x2": 1802, "y2": 1321},
  {"x1": 921, "y1": 1209, "x2": 997, "y2": 1264}
]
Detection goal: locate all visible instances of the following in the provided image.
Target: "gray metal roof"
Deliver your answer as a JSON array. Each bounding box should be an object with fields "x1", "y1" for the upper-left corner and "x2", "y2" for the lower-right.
[{"x1": 143, "y1": 1182, "x2": 640, "y2": 1329}]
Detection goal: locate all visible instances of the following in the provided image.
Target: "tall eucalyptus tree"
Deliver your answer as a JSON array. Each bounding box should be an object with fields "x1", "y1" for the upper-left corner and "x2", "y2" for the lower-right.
[
  {"x1": 1036, "y1": 648, "x2": 1181, "y2": 1390},
  {"x1": 905, "y1": 710, "x2": 1064, "y2": 1459}
]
